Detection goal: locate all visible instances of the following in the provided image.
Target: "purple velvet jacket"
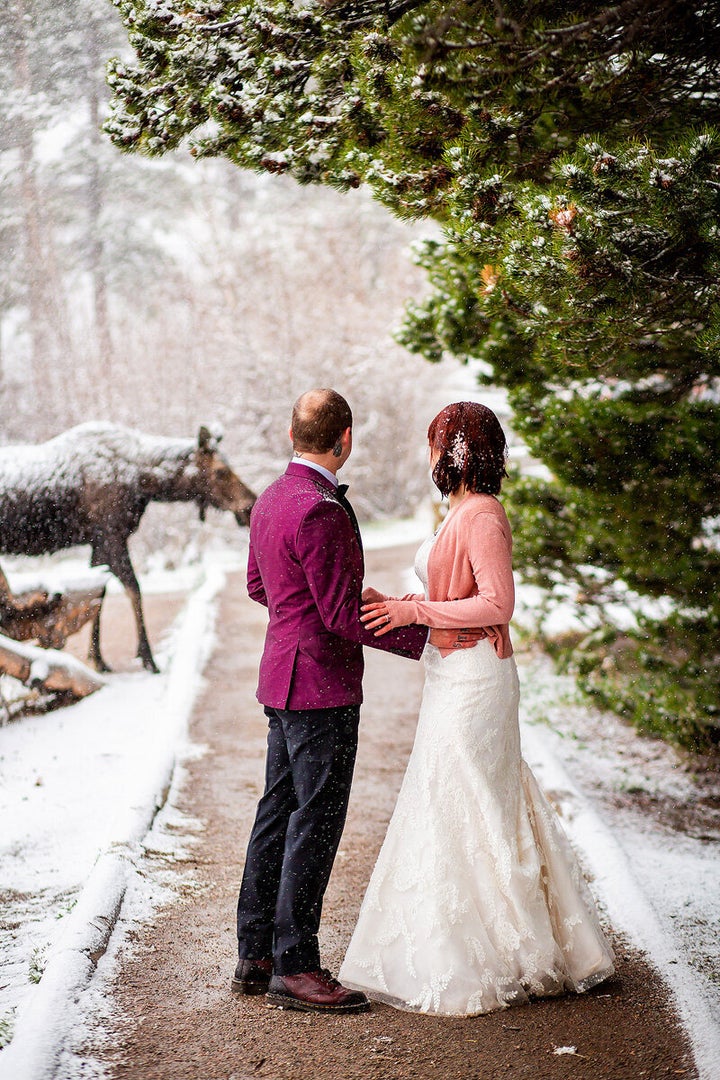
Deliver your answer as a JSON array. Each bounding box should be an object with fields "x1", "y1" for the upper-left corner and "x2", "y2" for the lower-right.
[{"x1": 247, "y1": 461, "x2": 427, "y2": 710}]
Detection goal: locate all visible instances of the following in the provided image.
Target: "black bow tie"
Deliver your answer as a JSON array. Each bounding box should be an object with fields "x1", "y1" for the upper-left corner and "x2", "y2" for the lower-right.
[{"x1": 337, "y1": 483, "x2": 349, "y2": 497}]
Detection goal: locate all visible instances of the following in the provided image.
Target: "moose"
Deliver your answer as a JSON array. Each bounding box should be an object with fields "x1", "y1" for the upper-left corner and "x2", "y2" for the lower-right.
[{"x1": 0, "y1": 422, "x2": 256, "y2": 673}]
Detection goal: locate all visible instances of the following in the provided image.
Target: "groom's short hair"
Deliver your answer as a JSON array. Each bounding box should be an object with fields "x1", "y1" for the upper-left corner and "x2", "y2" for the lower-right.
[{"x1": 292, "y1": 389, "x2": 353, "y2": 453}]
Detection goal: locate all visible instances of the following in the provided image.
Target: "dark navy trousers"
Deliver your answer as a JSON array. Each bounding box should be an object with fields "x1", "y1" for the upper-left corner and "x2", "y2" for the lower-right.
[{"x1": 236, "y1": 704, "x2": 360, "y2": 976}]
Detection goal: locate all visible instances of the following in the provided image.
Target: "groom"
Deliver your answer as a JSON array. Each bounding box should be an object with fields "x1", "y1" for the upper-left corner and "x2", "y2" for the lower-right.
[{"x1": 233, "y1": 388, "x2": 428, "y2": 1013}]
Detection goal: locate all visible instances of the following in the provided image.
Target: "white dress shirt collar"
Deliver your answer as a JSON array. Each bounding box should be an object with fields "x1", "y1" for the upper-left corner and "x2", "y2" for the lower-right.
[{"x1": 293, "y1": 458, "x2": 339, "y2": 488}]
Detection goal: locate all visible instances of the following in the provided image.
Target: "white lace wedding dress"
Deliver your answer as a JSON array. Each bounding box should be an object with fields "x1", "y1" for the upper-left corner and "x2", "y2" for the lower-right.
[{"x1": 339, "y1": 534, "x2": 615, "y2": 1016}]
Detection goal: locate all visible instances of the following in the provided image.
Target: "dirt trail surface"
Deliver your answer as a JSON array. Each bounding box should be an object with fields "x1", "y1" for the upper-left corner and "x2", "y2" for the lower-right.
[
  {"x1": 92, "y1": 546, "x2": 696, "y2": 1080},
  {"x1": 64, "y1": 590, "x2": 187, "y2": 673}
]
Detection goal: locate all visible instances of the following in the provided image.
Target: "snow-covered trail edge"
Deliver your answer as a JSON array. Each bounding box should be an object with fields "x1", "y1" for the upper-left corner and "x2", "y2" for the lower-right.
[
  {"x1": 519, "y1": 712, "x2": 720, "y2": 1080},
  {"x1": 0, "y1": 562, "x2": 227, "y2": 1080}
]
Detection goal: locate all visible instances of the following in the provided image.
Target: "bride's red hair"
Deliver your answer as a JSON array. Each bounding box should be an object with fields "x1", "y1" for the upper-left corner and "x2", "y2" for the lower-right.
[{"x1": 428, "y1": 402, "x2": 508, "y2": 497}]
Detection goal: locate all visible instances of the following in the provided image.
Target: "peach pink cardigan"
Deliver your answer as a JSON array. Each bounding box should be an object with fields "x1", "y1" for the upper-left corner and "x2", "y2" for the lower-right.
[{"x1": 389, "y1": 492, "x2": 514, "y2": 659}]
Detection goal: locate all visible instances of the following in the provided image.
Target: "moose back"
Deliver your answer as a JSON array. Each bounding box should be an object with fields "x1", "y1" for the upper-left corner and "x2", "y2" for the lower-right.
[{"x1": 0, "y1": 422, "x2": 256, "y2": 672}]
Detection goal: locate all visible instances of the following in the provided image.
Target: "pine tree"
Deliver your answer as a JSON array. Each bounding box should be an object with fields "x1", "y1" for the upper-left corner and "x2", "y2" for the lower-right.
[{"x1": 107, "y1": 1, "x2": 720, "y2": 748}]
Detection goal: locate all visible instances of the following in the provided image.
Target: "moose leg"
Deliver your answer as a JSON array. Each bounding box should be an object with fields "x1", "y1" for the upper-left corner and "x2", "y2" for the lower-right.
[
  {"x1": 98, "y1": 545, "x2": 159, "y2": 674},
  {"x1": 89, "y1": 549, "x2": 113, "y2": 672},
  {"x1": 89, "y1": 604, "x2": 112, "y2": 673}
]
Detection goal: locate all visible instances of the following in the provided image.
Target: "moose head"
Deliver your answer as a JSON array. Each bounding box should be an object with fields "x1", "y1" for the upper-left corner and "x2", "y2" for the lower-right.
[{"x1": 195, "y1": 425, "x2": 256, "y2": 525}]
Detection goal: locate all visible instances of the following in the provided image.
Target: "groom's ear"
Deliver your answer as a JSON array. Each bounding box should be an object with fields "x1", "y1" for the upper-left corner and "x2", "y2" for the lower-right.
[{"x1": 288, "y1": 425, "x2": 294, "y2": 445}]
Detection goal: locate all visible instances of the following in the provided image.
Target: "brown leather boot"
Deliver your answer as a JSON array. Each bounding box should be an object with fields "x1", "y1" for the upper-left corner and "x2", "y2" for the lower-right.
[
  {"x1": 266, "y1": 969, "x2": 369, "y2": 1013},
  {"x1": 231, "y1": 958, "x2": 273, "y2": 995}
]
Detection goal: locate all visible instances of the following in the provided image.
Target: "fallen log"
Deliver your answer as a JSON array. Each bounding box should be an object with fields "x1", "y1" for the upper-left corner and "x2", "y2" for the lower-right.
[
  {"x1": 0, "y1": 564, "x2": 106, "y2": 650},
  {"x1": 0, "y1": 634, "x2": 105, "y2": 703}
]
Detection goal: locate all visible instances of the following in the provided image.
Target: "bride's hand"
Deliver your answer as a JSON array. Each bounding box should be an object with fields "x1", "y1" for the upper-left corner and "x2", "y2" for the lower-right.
[
  {"x1": 361, "y1": 599, "x2": 408, "y2": 636},
  {"x1": 361, "y1": 586, "x2": 386, "y2": 604}
]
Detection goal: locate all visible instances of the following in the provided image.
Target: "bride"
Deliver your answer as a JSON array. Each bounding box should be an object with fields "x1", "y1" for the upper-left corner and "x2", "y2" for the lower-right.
[{"x1": 339, "y1": 401, "x2": 614, "y2": 1017}]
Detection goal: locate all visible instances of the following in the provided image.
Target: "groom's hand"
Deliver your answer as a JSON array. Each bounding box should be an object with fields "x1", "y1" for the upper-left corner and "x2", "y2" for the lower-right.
[{"x1": 430, "y1": 627, "x2": 487, "y2": 650}]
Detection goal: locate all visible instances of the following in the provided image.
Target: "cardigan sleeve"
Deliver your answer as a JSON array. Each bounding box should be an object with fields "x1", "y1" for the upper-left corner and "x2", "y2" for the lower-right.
[{"x1": 386, "y1": 512, "x2": 514, "y2": 629}]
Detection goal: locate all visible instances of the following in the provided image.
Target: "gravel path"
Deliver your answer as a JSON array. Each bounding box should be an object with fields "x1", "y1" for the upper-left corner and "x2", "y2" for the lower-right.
[{"x1": 86, "y1": 546, "x2": 696, "y2": 1080}]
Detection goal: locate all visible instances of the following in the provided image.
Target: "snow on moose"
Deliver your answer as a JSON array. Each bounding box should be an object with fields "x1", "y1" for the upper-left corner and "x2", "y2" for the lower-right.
[{"x1": 0, "y1": 422, "x2": 256, "y2": 673}]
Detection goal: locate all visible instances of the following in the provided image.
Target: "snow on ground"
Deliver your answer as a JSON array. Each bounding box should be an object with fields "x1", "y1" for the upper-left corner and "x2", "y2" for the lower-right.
[
  {"x1": 361, "y1": 506, "x2": 435, "y2": 551},
  {"x1": 516, "y1": 649, "x2": 720, "y2": 1079},
  {"x1": 0, "y1": 547, "x2": 243, "y2": 1079},
  {"x1": 1, "y1": 509, "x2": 719, "y2": 1078}
]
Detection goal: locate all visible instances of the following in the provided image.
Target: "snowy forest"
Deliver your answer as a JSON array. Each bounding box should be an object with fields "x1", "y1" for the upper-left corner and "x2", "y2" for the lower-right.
[
  {"x1": 0, "y1": 0, "x2": 439, "y2": 526},
  {"x1": 2, "y1": 0, "x2": 720, "y2": 748},
  {"x1": 2, "y1": 5, "x2": 720, "y2": 1078}
]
